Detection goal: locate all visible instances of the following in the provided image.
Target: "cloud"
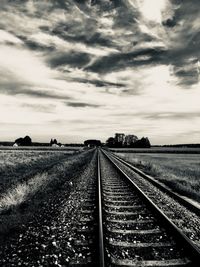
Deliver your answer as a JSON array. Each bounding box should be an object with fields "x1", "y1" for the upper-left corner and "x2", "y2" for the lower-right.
[
  {"x1": 160, "y1": 0, "x2": 200, "y2": 86},
  {"x1": 21, "y1": 103, "x2": 56, "y2": 113},
  {"x1": 162, "y1": 17, "x2": 176, "y2": 28},
  {"x1": 48, "y1": 51, "x2": 91, "y2": 68},
  {"x1": 0, "y1": 29, "x2": 22, "y2": 45},
  {"x1": 0, "y1": 45, "x2": 75, "y2": 100},
  {"x1": 172, "y1": 60, "x2": 199, "y2": 87},
  {"x1": 139, "y1": 111, "x2": 200, "y2": 120},
  {"x1": 86, "y1": 47, "x2": 166, "y2": 73},
  {"x1": 135, "y1": 0, "x2": 168, "y2": 23},
  {"x1": 20, "y1": 89, "x2": 72, "y2": 100},
  {"x1": 0, "y1": 0, "x2": 199, "y2": 144},
  {"x1": 65, "y1": 101, "x2": 101, "y2": 108},
  {"x1": 19, "y1": 36, "x2": 55, "y2": 51},
  {"x1": 71, "y1": 77, "x2": 126, "y2": 88}
]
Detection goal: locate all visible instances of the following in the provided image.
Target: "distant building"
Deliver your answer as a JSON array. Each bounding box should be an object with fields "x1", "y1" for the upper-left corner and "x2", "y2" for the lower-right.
[
  {"x1": 52, "y1": 143, "x2": 59, "y2": 148},
  {"x1": 124, "y1": 135, "x2": 138, "y2": 146},
  {"x1": 50, "y1": 139, "x2": 58, "y2": 146},
  {"x1": 13, "y1": 143, "x2": 18, "y2": 147}
]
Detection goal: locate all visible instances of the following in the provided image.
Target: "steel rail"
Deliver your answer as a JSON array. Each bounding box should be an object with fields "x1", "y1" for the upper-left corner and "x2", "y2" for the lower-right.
[
  {"x1": 106, "y1": 149, "x2": 200, "y2": 217},
  {"x1": 97, "y1": 149, "x2": 105, "y2": 267},
  {"x1": 101, "y1": 149, "x2": 200, "y2": 263}
]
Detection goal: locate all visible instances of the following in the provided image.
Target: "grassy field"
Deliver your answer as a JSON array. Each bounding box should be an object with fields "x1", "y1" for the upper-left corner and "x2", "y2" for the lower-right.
[
  {"x1": 111, "y1": 147, "x2": 200, "y2": 154},
  {"x1": 0, "y1": 150, "x2": 65, "y2": 167},
  {"x1": 0, "y1": 146, "x2": 84, "y2": 151},
  {"x1": 0, "y1": 149, "x2": 93, "y2": 235},
  {"x1": 116, "y1": 152, "x2": 200, "y2": 202},
  {"x1": 0, "y1": 149, "x2": 80, "y2": 196}
]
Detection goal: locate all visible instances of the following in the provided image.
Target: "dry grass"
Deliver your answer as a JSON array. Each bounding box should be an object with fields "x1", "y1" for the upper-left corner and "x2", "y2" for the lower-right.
[
  {"x1": 0, "y1": 173, "x2": 48, "y2": 211},
  {"x1": 0, "y1": 152, "x2": 83, "y2": 213},
  {"x1": 0, "y1": 150, "x2": 67, "y2": 170},
  {"x1": 111, "y1": 147, "x2": 200, "y2": 154},
  {"x1": 117, "y1": 153, "x2": 200, "y2": 202},
  {"x1": 0, "y1": 150, "x2": 73, "y2": 195},
  {"x1": 0, "y1": 149, "x2": 94, "y2": 235}
]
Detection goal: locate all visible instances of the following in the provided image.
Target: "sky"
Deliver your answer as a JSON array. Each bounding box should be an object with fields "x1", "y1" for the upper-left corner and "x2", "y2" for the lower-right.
[{"x1": 0, "y1": 0, "x2": 200, "y2": 145}]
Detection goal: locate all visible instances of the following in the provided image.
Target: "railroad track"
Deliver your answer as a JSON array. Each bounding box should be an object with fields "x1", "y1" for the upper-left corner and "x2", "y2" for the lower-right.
[
  {"x1": 69, "y1": 149, "x2": 200, "y2": 266},
  {"x1": 2, "y1": 149, "x2": 199, "y2": 266},
  {"x1": 102, "y1": 150, "x2": 200, "y2": 248},
  {"x1": 107, "y1": 150, "x2": 200, "y2": 217}
]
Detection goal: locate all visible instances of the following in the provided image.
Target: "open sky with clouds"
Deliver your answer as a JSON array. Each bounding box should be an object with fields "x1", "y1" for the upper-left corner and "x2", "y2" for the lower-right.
[{"x1": 0, "y1": 0, "x2": 199, "y2": 144}]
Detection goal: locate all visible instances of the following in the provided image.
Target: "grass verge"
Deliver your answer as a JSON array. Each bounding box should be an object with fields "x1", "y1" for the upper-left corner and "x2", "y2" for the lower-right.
[
  {"x1": 117, "y1": 153, "x2": 200, "y2": 203},
  {"x1": 0, "y1": 150, "x2": 94, "y2": 235}
]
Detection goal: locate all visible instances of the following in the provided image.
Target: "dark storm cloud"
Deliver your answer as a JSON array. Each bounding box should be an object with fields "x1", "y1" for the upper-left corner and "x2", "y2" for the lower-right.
[
  {"x1": 54, "y1": 0, "x2": 200, "y2": 88},
  {"x1": 0, "y1": 0, "x2": 166, "y2": 84},
  {"x1": 173, "y1": 63, "x2": 199, "y2": 87},
  {"x1": 48, "y1": 51, "x2": 91, "y2": 68},
  {"x1": 74, "y1": 0, "x2": 116, "y2": 14},
  {"x1": 163, "y1": 0, "x2": 200, "y2": 86},
  {"x1": 111, "y1": 1, "x2": 139, "y2": 28},
  {"x1": 83, "y1": 32, "x2": 115, "y2": 47},
  {"x1": 17, "y1": 35, "x2": 55, "y2": 51},
  {"x1": 45, "y1": 0, "x2": 142, "y2": 55},
  {"x1": 162, "y1": 17, "x2": 177, "y2": 28},
  {"x1": 51, "y1": 23, "x2": 115, "y2": 49},
  {"x1": 86, "y1": 48, "x2": 166, "y2": 73},
  {"x1": 66, "y1": 102, "x2": 101, "y2": 108}
]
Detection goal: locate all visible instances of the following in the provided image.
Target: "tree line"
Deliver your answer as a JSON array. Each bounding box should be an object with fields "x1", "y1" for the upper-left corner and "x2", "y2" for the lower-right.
[{"x1": 106, "y1": 133, "x2": 151, "y2": 148}]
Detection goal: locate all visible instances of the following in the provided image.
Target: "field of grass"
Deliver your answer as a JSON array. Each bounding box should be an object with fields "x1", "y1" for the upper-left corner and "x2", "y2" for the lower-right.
[
  {"x1": 0, "y1": 150, "x2": 64, "y2": 166},
  {"x1": 0, "y1": 149, "x2": 78, "y2": 196},
  {"x1": 0, "y1": 146, "x2": 84, "y2": 151},
  {"x1": 116, "y1": 152, "x2": 200, "y2": 202},
  {"x1": 111, "y1": 147, "x2": 200, "y2": 153},
  {"x1": 0, "y1": 149, "x2": 94, "y2": 235}
]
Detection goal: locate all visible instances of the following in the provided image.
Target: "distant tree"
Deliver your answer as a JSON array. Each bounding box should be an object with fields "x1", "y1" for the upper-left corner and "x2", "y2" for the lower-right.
[
  {"x1": 105, "y1": 134, "x2": 151, "y2": 148},
  {"x1": 15, "y1": 137, "x2": 24, "y2": 146},
  {"x1": 50, "y1": 139, "x2": 54, "y2": 146},
  {"x1": 144, "y1": 137, "x2": 151, "y2": 148},
  {"x1": 132, "y1": 137, "x2": 151, "y2": 148},
  {"x1": 106, "y1": 137, "x2": 115, "y2": 147},
  {"x1": 23, "y1": 136, "x2": 32, "y2": 146},
  {"x1": 114, "y1": 133, "x2": 125, "y2": 148},
  {"x1": 15, "y1": 136, "x2": 32, "y2": 146},
  {"x1": 53, "y1": 139, "x2": 57, "y2": 145}
]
